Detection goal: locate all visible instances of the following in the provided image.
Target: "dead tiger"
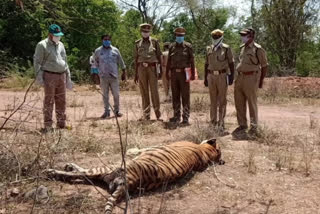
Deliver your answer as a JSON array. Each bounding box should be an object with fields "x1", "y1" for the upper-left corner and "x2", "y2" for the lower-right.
[{"x1": 44, "y1": 138, "x2": 223, "y2": 213}]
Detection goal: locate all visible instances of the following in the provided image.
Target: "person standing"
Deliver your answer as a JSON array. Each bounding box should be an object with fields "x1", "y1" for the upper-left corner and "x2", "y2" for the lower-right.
[
  {"x1": 204, "y1": 29, "x2": 234, "y2": 131},
  {"x1": 166, "y1": 27, "x2": 195, "y2": 125},
  {"x1": 161, "y1": 42, "x2": 171, "y2": 102},
  {"x1": 94, "y1": 34, "x2": 126, "y2": 118},
  {"x1": 232, "y1": 28, "x2": 268, "y2": 136},
  {"x1": 134, "y1": 23, "x2": 162, "y2": 121},
  {"x1": 34, "y1": 24, "x2": 72, "y2": 130}
]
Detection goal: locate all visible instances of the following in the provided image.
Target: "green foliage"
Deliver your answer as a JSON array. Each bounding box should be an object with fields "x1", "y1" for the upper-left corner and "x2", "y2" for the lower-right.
[{"x1": 112, "y1": 9, "x2": 143, "y2": 77}]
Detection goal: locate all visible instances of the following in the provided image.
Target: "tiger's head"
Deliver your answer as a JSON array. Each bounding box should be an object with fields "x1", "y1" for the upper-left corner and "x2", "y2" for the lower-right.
[{"x1": 200, "y1": 138, "x2": 224, "y2": 165}]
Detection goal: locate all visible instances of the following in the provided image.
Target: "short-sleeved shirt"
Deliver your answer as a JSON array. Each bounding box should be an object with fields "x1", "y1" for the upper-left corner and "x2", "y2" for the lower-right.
[
  {"x1": 206, "y1": 43, "x2": 234, "y2": 71},
  {"x1": 168, "y1": 42, "x2": 194, "y2": 69},
  {"x1": 135, "y1": 37, "x2": 161, "y2": 63},
  {"x1": 236, "y1": 42, "x2": 268, "y2": 72},
  {"x1": 94, "y1": 45, "x2": 126, "y2": 78}
]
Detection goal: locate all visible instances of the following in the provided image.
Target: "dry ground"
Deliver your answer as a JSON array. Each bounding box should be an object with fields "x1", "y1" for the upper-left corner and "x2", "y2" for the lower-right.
[{"x1": 0, "y1": 77, "x2": 320, "y2": 214}]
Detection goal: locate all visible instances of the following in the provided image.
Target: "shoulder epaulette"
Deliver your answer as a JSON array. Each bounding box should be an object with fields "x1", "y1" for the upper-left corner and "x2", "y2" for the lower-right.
[
  {"x1": 254, "y1": 42, "x2": 262, "y2": 48},
  {"x1": 240, "y1": 44, "x2": 245, "y2": 48},
  {"x1": 135, "y1": 39, "x2": 142, "y2": 43},
  {"x1": 222, "y1": 43, "x2": 230, "y2": 48}
]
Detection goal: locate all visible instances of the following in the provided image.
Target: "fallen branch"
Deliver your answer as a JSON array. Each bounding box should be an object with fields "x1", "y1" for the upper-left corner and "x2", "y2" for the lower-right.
[{"x1": 212, "y1": 164, "x2": 237, "y2": 189}]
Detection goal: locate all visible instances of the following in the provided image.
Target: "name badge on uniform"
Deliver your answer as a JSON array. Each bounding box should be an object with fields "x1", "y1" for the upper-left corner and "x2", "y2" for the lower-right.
[
  {"x1": 213, "y1": 70, "x2": 220, "y2": 75},
  {"x1": 142, "y1": 63, "x2": 148, "y2": 67}
]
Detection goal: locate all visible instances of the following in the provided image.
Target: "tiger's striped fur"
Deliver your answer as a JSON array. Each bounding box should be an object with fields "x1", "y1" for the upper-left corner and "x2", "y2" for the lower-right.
[{"x1": 45, "y1": 138, "x2": 222, "y2": 214}]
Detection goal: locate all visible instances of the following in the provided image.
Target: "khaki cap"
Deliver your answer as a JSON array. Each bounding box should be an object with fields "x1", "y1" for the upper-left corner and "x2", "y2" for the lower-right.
[
  {"x1": 140, "y1": 23, "x2": 152, "y2": 32},
  {"x1": 239, "y1": 28, "x2": 255, "y2": 35},
  {"x1": 174, "y1": 27, "x2": 186, "y2": 35},
  {"x1": 211, "y1": 29, "x2": 224, "y2": 36}
]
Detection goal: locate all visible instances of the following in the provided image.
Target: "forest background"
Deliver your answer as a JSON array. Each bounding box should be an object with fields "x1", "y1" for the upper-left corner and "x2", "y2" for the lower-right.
[{"x1": 0, "y1": 0, "x2": 319, "y2": 83}]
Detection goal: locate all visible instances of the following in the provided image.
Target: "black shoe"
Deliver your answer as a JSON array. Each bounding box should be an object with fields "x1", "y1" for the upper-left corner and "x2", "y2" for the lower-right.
[
  {"x1": 180, "y1": 119, "x2": 189, "y2": 126},
  {"x1": 138, "y1": 116, "x2": 150, "y2": 121},
  {"x1": 101, "y1": 112, "x2": 110, "y2": 119},
  {"x1": 40, "y1": 127, "x2": 53, "y2": 133},
  {"x1": 232, "y1": 126, "x2": 248, "y2": 134},
  {"x1": 169, "y1": 117, "x2": 180, "y2": 123},
  {"x1": 115, "y1": 112, "x2": 123, "y2": 117}
]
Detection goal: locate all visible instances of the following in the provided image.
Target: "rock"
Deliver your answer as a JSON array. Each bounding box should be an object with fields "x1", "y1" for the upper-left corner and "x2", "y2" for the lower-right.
[
  {"x1": 10, "y1": 188, "x2": 20, "y2": 197},
  {"x1": 24, "y1": 185, "x2": 49, "y2": 203}
]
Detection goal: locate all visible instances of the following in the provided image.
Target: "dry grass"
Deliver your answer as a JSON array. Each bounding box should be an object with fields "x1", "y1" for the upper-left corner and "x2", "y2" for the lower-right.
[{"x1": 191, "y1": 95, "x2": 209, "y2": 113}]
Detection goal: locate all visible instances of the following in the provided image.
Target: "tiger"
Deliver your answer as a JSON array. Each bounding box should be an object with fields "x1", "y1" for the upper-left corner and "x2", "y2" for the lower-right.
[{"x1": 44, "y1": 138, "x2": 223, "y2": 214}]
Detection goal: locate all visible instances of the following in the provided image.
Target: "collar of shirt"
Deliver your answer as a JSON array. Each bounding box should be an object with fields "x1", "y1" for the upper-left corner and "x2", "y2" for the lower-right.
[{"x1": 246, "y1": 40, "x2": 254, "y2": 48}]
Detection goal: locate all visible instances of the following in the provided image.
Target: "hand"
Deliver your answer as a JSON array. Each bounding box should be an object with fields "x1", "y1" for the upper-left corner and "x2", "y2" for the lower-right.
[
  {"x1": 228, "y1": 74, "x2": 234, "y2": 86},
  {"x1": 134, "y1": 74, "x2": 139, "y2": 84},
  {"x1": 121, "y1": 71, "x2": 126, "y2": 81},
  {"x1": 259, "y1": 80, "x2": 263, "y2": 88},
  {"x1": 204, "y1": 79, "x2": 208, "y2": 87}
]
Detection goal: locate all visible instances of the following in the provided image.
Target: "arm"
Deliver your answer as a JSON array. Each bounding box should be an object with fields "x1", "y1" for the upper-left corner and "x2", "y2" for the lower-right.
[
  {"x1": 33, "y1": 43, "x2": 44, "y2": 85},
  {"x1": 134, "y1": 43, "x2": 139, "y2": 84},
  {"x1": 117, "y1": 49, "x2": 126, "y2": 81},
  {"x1": 155, "y1": 40, "x2": 163, "y2": 78},
  {"x1": 257, "y1": 48, "x2": 268, "y2": 88},
  {"x1": 227, "y1": 47, "x2": 235, "y2": 85},
  {"x1": 61, "y1": 43, "x2": 73, "y2": 89},
  {"x1": 204, "y1": 53, "x2": 209, "y2": 87},
  {"x1": 189, "y1": 46, "x2": 195, "y2": 80},
  {"x1": 166, "y1": 48, "x2": 171, "y2": 81}
]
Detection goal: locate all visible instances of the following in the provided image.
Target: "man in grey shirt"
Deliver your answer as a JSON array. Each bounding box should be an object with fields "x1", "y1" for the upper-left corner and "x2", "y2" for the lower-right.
[
  {"x1": 33, "y1": 24, "x2": 72, "y2": 130},
  {"x1": 94, "y1": 34, "x2": 126, "y2": 118}
]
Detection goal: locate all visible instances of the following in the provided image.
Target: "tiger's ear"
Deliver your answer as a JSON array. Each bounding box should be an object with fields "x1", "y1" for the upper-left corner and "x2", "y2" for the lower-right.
[
  {"x1": 207, "y1": 138, "x2": 216, "y2": 147},
  {"x1": 201, "y1": 138, "x2": 216, "y2": 147}
]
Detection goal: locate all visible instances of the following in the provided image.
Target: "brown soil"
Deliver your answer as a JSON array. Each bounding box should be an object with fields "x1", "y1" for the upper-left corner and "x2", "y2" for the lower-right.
[{"x1": 0, "y1": 78, "x2": 320, "y2": 214}]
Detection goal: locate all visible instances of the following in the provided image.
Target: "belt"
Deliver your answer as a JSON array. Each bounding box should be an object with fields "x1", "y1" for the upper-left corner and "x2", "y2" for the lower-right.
[
  {"x1": 208, "y1": 69, "x2": 226, "y2": 75},
  {"x1": 173, "y1": 68, "x2": 185, "y2": 72},
  {"x1": 139, "y1": 62, "x2": 156, "y2": 67},
  {"x1": 44, "y1": 70, "x2": 65, "y2": 75},
  {"x1": 239, "y1": 71, "x2": 258, "y2": 75}
]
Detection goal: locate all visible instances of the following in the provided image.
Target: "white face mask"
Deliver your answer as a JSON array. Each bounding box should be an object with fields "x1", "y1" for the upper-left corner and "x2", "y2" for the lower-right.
[
  {"x1": 241, "y1": 35, "x2": 250, "y2": 44},
  {"x1": 212, "y1": 36, "x2": 223, "y2": 46},
  {"x1": 52, "y1": 36, "x2": 61, "y2": 43},
  {"x1": 141, "y1": 32, "x2": 150, "y2": 38}
]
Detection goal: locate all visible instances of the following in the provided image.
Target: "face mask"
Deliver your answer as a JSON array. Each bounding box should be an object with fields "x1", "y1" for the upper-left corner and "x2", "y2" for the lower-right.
[
  {"x1": 141, "y1": 32, "x2": 150, "y2": 38},
  {"x1": 176, "y1": 36, "x2": 184, "y2": 44},
  {"x1": 103, "y1": 40, "x2": 111, "y2": 47},
  {"x1": 52, "y1": 36, "x2": 61, "y2": 43},
  {"x1": 212, "y1": 36, "x2": 223, "y2": 46},
  {"x1": 241, "y1": 35, "x2": 250, "y2": 44}
]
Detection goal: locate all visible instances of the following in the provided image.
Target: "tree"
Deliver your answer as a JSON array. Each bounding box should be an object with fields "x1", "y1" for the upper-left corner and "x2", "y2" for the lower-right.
[{"x1": 259, "y1": 0, "x2": 319, "y2": 75}]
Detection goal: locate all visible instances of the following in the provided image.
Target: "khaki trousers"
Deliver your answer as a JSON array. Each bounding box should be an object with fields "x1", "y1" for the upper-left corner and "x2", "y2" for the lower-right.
[
  {"x1": 171, "y1": 71, "x2": 190, "y2": 120},
  {"x1": 138, "y1": 66, "x2": 161, "y2": 119},
  {"x1": 43, "y1": 72, "x2": 66, "y2": 128},
  {"x1": 234, "y1": 73, "x2": 259, "y2": 128},
  {"x1": 208, "y1": 73, "x2": 227, "y2": 126},
  {"x1": 161, "y1": 67, "x2": 170, "y2": 98}
]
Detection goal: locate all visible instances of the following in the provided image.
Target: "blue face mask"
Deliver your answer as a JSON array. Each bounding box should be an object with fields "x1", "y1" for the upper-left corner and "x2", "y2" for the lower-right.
[
  {"x1": 176, "y1": 36, "x2": 184, "y2": 44},
  {"x1": 103, "y1": 40, "x2": 111, "y2": 47}
]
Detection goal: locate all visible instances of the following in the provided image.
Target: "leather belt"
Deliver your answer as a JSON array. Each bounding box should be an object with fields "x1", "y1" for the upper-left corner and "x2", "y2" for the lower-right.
[
  {"x1": 139, "y1": 62, "x2": 156, "y2": 67},
  {"x1": 208, "y1": 69, "x2": 226, "y2": 75},
  {"x1": 44, "y1": 70, "x2": 65, "y2": 75},
  {"x1": 239, "y1": 71, "x2": 258, "y2": 75},
  {"x1": 173, "y1": 68, "x2": 185, "y2": 72}
]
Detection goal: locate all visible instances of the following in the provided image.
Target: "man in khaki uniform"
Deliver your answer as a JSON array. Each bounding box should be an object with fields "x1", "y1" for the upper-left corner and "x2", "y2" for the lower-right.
[
  {"x1": 161, "y1": 42, "x2": 171, "y2": 102},
  {"x1": 134, "y1": 23, "x2": 162, "y2": 120},
  {"x1": 204, "y1": 29, "x2": 234, "y2": 131},
  {"x1": 232, "y1": 28, "x2": 268, "y2": 136},
  {"x1": 166, "y1": 27, "x2": 195, "y2": 125}
]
